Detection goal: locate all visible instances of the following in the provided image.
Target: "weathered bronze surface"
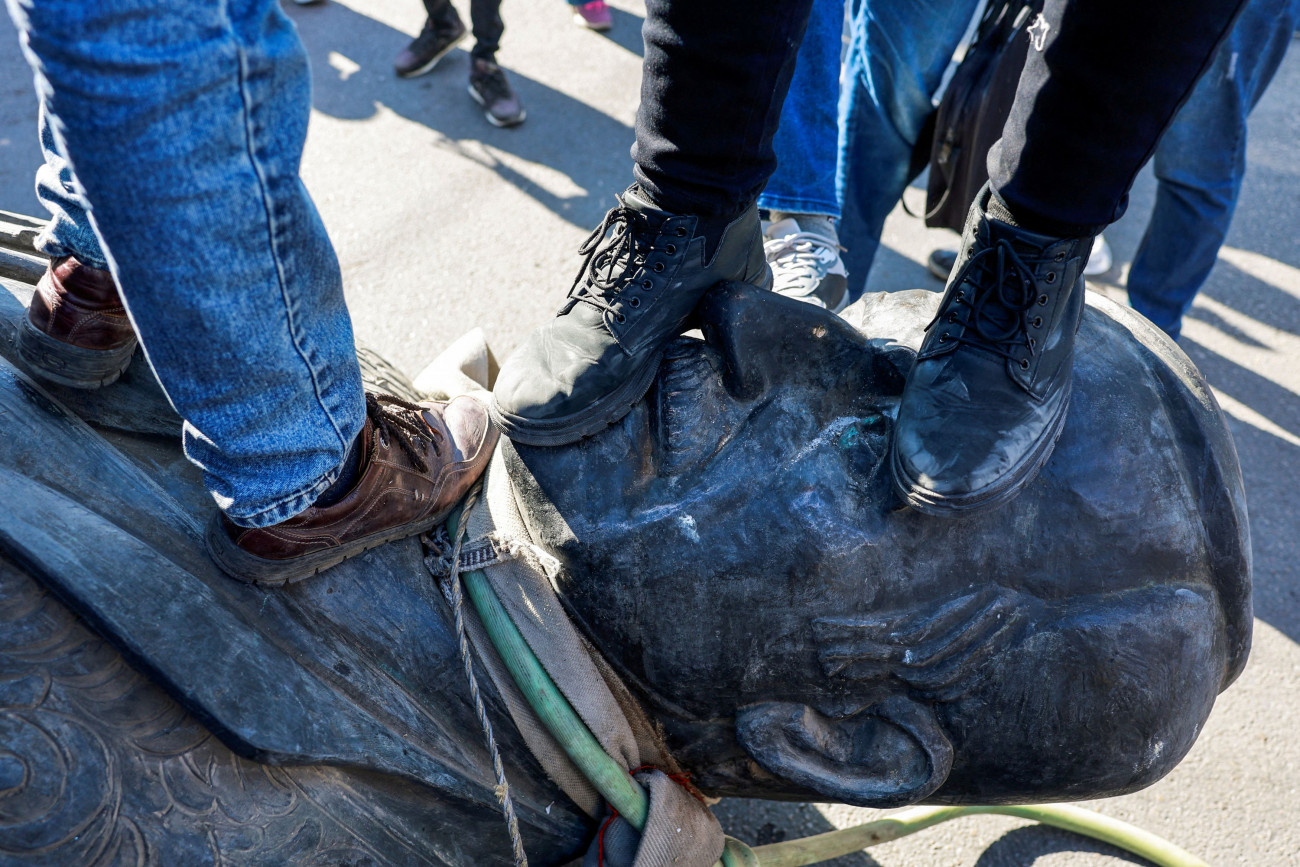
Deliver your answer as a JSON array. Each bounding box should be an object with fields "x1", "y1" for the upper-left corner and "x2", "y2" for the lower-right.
[{"x1": 0, "y1": 271, "x2": 1250, "y2": 865}]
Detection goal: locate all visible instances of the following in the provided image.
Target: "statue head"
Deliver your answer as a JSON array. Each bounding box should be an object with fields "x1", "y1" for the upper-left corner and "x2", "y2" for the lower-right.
[{"x1": 501, "y1": 283, "x2": 1251, "y2": 808}]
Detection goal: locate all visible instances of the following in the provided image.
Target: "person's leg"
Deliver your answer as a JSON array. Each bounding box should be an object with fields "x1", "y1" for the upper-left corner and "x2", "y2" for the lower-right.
[
  {"x1": 1127, "y1": 0, "x2": 1300, "y2": 339},
  {"x1": 491, "y1": 0, "x2": 814, "y2": 445},
  {"x1": 989, "y1": 0, "x2": 1248, "y2": 236},
  {"x1": 8, "y1": 0, "x2": 364, "y2": 527},
  {"x1": 758, "y1": 0, "x2": 850, "y2": 312},
  {"x1": 632, "y1": 0, "x2": 815, "y2": 223},
  {"x1": 836, "y1": 0, "x2": 982, "y2": 298},
  {"x1": 893, "y1": 0, "x2": 1249, "y2": 518},
  {"x1": 468, "y1": 0, "x2": 504, "y2": 60},
  {"x1": 465, "y1": 0, "x2": 526, "y2": 127},
  {"x1": 394, "y1": 0, "x2": 467, "y2": 78},
  {"x1": 18, "y1": 102, "x2": 138, "y2": 389},
  {"x1": 34, "y1": 103, "x2": 107, "y2": 270},
  {"x1": 758, "y1": 0, "x2": 844, "y2": 221}
]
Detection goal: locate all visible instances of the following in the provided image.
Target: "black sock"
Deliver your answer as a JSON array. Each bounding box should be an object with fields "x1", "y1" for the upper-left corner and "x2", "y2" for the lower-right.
[{"x1": 313, "y1": 433, "x2": 364, "y2": 508}]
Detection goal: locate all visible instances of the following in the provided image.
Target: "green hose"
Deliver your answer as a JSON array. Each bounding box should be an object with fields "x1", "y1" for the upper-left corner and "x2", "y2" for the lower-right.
[
  {"x1": 455, "y1": 557, "x2": 1209, "y2": 867},
  {"x1": 748, "y1": 804, "x2": 1210, "y2": 867}
]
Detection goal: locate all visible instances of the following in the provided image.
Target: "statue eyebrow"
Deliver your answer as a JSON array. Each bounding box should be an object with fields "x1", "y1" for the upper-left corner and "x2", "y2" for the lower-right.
[{"x1": 812, "y1": 587, "x2": 1035, "y2": 702}]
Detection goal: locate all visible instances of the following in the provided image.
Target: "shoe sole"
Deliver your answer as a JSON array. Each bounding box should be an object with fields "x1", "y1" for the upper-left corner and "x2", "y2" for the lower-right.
[
  {"x1": 397, "y1": 30, "x2": 467, "y2": 79},
  {"x1": 17, "y1": 316, "x2": 136, "y2": 389},
  {"x1": 890, "y1": 386, "x2": 1072, "y2": 518},
  {"x1": 488, "y1": 345, "x2": 664, "y2": 447},
  {"x1": 466, "y1": 83, "x2": 526, "y2": 127},
  {"x1": 205, "y1": 506, "x2": 457, "y2": 586}
]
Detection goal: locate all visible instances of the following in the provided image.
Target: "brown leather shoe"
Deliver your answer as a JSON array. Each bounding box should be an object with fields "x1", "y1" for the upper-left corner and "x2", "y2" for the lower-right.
[
  {"x1": 205, "y1": 392, "x2": 498, "y2": 585},
  {"x1": 19, "y1": 255, "x2": 137, "y2": 389}
]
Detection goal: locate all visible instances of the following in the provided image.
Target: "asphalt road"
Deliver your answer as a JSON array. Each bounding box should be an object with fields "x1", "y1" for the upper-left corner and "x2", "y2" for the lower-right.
[{"x1": 2, "y1": 3, "x2": 1298, "y2": 865}]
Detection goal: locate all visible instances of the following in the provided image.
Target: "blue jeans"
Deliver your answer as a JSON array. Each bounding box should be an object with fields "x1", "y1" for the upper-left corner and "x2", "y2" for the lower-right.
[
  {"x1": 7, "y1": 0, "x2": 365, "y2": 528},
  {"x1": 757, "y1": 0, "x2": 845, "y2": 219},
  {"x1": 837, "y1": 0, "x2": 980, "y2": 299},
  {"x1": 1126, "y1": 0, "x2": 1300, "y2": 340},
  {"x1": 35, "y1": 105, "x2": 109, "y2": 271}
]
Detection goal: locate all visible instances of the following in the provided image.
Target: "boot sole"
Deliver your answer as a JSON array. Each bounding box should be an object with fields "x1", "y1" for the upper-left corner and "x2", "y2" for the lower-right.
[
  {"x1": 17, "y1": 316, "x2": 136, "y2": 389},
  {"x1": 396, "y1": 29, "x2": 467, "y2": 79},
  {"x1": 890, "y1": 387, "x2": 1071, "y2": 518},
  {"x1": 488, "y1": 345, "x2": 664, "y2": 447},
  {"x1": 205, "y1": 507, "x2": 454, "y2": 587}
]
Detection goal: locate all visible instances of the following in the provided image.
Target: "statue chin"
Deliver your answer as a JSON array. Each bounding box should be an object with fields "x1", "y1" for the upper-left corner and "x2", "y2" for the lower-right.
[{"x1": 0, "y1": 274, "x2": 1250, "y2": 864}]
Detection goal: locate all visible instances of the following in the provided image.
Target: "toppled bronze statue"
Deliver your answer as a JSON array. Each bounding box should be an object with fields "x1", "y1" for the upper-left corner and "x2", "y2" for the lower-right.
[{"x1": 0, "y1": 272, "x2": 1249, "y2": 865}]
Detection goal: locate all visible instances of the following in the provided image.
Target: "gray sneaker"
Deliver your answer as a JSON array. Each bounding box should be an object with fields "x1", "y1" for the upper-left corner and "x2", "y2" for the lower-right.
[{"x1": 762, "y1": 215, "x2": 849, "y2": 313}]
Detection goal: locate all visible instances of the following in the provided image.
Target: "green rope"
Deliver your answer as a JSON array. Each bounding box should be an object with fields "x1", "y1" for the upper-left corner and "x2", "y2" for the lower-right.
[{"x1": 446, "y1": 511, "x2": 1209, "y2": 867}]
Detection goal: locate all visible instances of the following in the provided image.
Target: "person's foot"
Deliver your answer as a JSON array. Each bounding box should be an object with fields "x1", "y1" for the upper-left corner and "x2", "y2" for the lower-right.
[
  {"x1": 927, "y1": 248, "x2": 957, "y2": 282},
  {"x1": 491, "y1": 186, "x2": 771, "y2": 446},
  {"x1": 572, "y1": 0, "x2": 613, "y2": 31},
  {"x1": 394, "y1": 15, "x2": 467, "y2": 79},
  {"x1": 206, "y1": 392, "x2": 497, "y2": 585},
  {"x1": 18, "y1": 255, "x2": 137, "y2": 389},
  {"x1": 762, "y1": 214, "x2": 849, "y2": 313},
  {"x1": 891, "y1": 185, "x2": 1091, "y2": 517},
  {"x1": 468, "y1": 58, "x2": 526, "y2": 128}
]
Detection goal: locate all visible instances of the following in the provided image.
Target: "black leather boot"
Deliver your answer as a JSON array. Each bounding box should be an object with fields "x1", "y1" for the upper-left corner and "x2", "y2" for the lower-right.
[
  {"x1": 491, "y1": 187, "x2": 770, "y2": 445},
  {"x1": 891, "y1": 184, "x2": 1092, "y2": 516}
]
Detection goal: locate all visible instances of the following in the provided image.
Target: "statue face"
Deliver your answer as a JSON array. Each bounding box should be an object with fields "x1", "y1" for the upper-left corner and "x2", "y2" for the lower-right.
[{"x1": 504, "y1": 283, "x2": 1249, "y2": 807}]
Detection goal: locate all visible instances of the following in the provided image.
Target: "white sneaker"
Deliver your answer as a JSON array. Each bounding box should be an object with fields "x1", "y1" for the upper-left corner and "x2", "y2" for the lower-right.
[
  {"x1": 1084, "y1": 234, "x2": 1113, "y2": 277},
  {"x1": 762, "y1": 215, "x2": 850, "y2": 313}
]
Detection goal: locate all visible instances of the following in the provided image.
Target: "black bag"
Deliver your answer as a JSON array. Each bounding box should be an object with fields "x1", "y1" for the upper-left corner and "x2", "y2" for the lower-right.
[{"x1": 923, "y1": 0, "x2": 1043, "y2": 233}]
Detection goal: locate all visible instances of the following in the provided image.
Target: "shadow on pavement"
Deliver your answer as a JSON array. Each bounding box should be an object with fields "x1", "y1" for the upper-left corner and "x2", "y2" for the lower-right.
[
  {"x1": 290, "y1": 1, "x2": 637, "y2": 232},
  {"x1": 971, "y1": 825, "x2": 1146, "y2": 866}
]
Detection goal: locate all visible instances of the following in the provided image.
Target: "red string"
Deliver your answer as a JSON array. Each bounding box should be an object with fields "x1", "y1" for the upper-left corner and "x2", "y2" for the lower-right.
[{"x1": 597, "y1": 807, "x2": 619, "y2": 867}]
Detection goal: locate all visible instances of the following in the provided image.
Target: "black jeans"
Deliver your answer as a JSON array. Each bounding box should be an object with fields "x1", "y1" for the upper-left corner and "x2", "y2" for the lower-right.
[
  {"x1": 634, "y1": 0, "x2": 1245, "y2": 235},
  {"x1": 423, "y1": 0, "x2": 503, "y2": 61},
  {"x1": 989, "y1": 0, "x2": 1248, "y2": 236}
]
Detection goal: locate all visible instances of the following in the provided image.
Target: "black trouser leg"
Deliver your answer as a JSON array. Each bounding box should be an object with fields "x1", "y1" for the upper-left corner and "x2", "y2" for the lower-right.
[
  {"x1": 989, "y1": 0, "x2": 1247, "y2": 237},
  {"x1": 632, "y1": 0, "x2": 815, "y2": 219},
  {"x1": 468, "y1": 0, "x2": 504, "y2": 60}
]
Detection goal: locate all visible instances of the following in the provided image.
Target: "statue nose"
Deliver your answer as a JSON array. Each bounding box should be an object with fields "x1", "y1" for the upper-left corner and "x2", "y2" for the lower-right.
[{"x1": 699, "y1": 281, "x2": 873, "y2": 401}]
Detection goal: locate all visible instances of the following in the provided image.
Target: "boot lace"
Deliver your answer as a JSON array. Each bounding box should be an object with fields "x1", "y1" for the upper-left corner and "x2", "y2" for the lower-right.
[
  {"x1": 762, "y1": 230, "x2": 842, "y2": 299},
  {"x1": 927, "y1": 238, "x2": 1056, "y2": 365},
  {"x1": 366, "y1": 393, "x2": 443, "y2": 473},
  {"x1": 567, "y1": 199, "x2": 662, "y2": 320}
]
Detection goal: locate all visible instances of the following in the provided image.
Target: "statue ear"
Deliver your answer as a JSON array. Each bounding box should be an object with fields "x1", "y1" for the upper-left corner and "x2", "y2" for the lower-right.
[{"x1": 735, "y1": 697, "x2": 952, "y2": 808}]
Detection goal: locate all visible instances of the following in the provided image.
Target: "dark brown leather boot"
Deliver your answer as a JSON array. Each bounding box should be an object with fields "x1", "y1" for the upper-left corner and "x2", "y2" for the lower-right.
[
  {"x1": 205, "y1": 392, "x2": 498, "y2": 585},
  {"x1": 19, "y1": 256, "x2": 137, "y2": 389}
]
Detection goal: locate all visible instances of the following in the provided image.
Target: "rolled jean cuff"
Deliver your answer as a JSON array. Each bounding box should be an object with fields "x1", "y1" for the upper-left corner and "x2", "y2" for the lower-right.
[
  {"x1": 756, "y1": 193, "x2": 841, "y2": 220},
  {"x1": 219, "y1": 465, "x2": 338, "y2": 528},
  {"x1": 35, "y1": 233, "x2": 110, "y2": 271}
]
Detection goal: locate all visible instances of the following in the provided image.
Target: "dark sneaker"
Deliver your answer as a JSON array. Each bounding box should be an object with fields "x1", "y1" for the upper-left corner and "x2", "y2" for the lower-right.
[
  {"x1": 394, "y1": 15, "x2": 467, "y2": 79},
  {"x1": 762, "y1": 215, "x2": 848, "y2": 313},
  {"x1": 19, "y1": 255, "x2": 137, "y2": 389},
  {"x1": 891, "y1": 185, "x2": 1092, "y2": 517},
  {"x1": 573, "y1": 0, "x2": 613, "y2": 30},
  {"x1": 468, "y1": 58, "x2": 526, "y2": 128},
  {"x1": 927, "y1": 248, "x2": 957, "y2": 282},
  {"x1": 206, "y1": 392, "x2": 497, "y2": 585},
  {"x1": 491, "y1": 186, "x2": 771, "y2": 446}
]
